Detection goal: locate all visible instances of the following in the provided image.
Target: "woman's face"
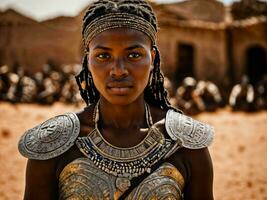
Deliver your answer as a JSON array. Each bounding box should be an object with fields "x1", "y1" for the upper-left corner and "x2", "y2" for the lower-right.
[{"x1": 88, "y1": 28, "x2": 155, "y2": 105}]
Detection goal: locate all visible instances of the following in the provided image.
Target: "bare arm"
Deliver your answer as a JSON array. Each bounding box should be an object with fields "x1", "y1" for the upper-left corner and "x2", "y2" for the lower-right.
[
  {"x1": 24, "y1": 158, "x2": 58, "y2": 200},
  {"x1": 183, "y1": 147, "x2": 214, "y2": 200},
  {"x1": 152, "y1": 110, "x2": 214, "y2": 199}
]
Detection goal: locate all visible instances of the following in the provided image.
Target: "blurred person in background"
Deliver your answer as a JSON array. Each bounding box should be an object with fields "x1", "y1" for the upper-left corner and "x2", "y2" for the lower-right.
[
  {"x1": 175, "y1": 77, "x2": 205, "y2": 115},
  {"x1": 0, "y1": 63, "x2": 81, "y2": 104},
  {"x1": 19, "y1": 73, "x2": 38, "y2": 103},
  {"x1": 5, "y1": 67, "x2": 21, "y2": 102},
  {"x1": 60, "y1": 64, "x2": 82, "y2": 104},
  {"x1": 37, "y1": 65, "x2": 62, "y2": 104},
  {"x1": 196, "y1": 80, "x2": 223, "y2": 112},
  {"x1": 164, "y1": 76, "x2": 177, "y2": 106},
  {"x1": 255, "y1": 74, "x2": 267, "y2": 110},
  {"x1": 229, "y1": 75, "x2": 255, "y2": 111},
  {"x1": 0, "y1": 65, "x2": 11, "y2": 100}
]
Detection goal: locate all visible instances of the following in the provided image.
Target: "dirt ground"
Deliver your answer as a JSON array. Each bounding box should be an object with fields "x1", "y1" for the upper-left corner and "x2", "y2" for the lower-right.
[{"x1": 0, "y1": 102, "x2": 266, "y2": 200}]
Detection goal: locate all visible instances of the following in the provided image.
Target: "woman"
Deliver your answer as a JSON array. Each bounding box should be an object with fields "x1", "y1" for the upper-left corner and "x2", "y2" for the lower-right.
[{"x1": 18, "y1": 0, "x2": 214, "y2": 199}]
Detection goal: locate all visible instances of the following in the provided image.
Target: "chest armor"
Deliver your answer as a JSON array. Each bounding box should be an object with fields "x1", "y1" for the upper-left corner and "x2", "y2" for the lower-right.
[
  {"x1": 59, "y1": 158, "x2": 184, "y2": 200},
  {"x1": 18, "y1": 110, "x2": 214, "y2": 199}
]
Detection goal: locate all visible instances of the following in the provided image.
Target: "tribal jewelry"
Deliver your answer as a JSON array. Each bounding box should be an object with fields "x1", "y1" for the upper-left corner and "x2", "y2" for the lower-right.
[
  {"x1": 93, "y1": 101, "x2": 153, "y2": 130},
  {"x1": 76, "y1": 102, "x2": 174, "y2": 193},
  {"x1": 83, "y1": 13, "x2": 157, "y2": 47}
]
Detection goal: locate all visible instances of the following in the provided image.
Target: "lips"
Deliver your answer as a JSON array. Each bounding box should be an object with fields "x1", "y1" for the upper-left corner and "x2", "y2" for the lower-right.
[
  {"x1": 106, "y1": 81, "x2": 133, "y2": 95},
  {"x1": 107, "y1": 81, "x2": 133, "y2": 88}
]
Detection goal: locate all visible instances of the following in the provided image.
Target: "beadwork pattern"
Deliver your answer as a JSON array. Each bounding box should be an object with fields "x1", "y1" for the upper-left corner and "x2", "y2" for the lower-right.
[
  {"x1": 76, "y1": 101, "x2": 175, "y2": 193},
  {"x1": 83, "y1": 13, "x2": 156, "y2": 47}
]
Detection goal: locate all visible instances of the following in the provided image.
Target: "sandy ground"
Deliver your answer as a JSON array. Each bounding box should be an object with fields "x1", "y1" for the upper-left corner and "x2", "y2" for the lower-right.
[{"x1": 0, "y1": 102, "x2": 266, "y2": 200}]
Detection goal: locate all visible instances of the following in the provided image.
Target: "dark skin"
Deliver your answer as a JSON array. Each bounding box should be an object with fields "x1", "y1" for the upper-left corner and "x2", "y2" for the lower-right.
[{"x1": 23, "y1": 28, "x2": 213, "y2": 200}]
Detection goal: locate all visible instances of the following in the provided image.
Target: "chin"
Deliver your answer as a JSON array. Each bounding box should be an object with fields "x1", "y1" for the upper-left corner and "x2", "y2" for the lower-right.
[
  {"x1": 101, "y1": 93, "x2": 143, "y2": 106},
  {"x1": 106, "y1": 96, "x2": 135, "y2": 106}
]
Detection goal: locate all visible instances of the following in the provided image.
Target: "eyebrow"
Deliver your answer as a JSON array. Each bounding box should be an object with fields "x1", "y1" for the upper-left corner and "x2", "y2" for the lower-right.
[
  {"x1": 93, "y1": 46, "x2": 112, "y2": 51},
  {"x1": 125, "y1": 44, "x2": 145, "y2": 50},
  {"x1": 92, "y1": 44, "x2": 145, "y2": 51}
]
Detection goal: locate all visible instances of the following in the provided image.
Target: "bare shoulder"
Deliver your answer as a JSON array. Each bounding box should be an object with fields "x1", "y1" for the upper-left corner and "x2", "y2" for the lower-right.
[
  {"x1": 76, "y1": 104, "x2": 95, "y2": 137},
  {"x1": 179, "y1": 147, "x2": 214, "y2": 200},
  {"x1": 24, "y1": 158, "x2": 59, "y2": 199},
  {"x1": 174, "y1": 147, "x2": 213, "y2": 168},
  {"x1": 168, "y1": 147, "x2": 213, "y2": 181},
  {"x1": 150, "y1": 105, "x2": 168, "y2": 122},
  {"x1": 76, "y1": 104, "x2": 95, "y2": 126}
]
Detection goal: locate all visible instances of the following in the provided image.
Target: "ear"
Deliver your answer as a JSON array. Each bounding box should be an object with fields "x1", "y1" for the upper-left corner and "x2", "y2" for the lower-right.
[
  {"x1": 85, "y1": 49, "x2": 91, "y2": 71},
  {"x1": 150, "y1": 47, "x2": 156, "y2": 70}
]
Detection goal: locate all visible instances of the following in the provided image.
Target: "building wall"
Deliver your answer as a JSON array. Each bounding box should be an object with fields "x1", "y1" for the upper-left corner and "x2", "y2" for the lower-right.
[
  {"x1": 0, "y1": 6, "x2": 266, "y2": 88},
  {"x1": 161, "y1": 0, "x2": 225, "y2": 22},
  {"x1": 0, "y1": 12, "x2": 82, "y2": 74},
  {"x1": 157, "y1": 25, "x2": 227, "y2": 85},
  {"x1": 232, "y1": 0, "x2": 267, "y2": 20},
  {"x1": 231, "y1": 21, "x2": 267, "y2": 82}
]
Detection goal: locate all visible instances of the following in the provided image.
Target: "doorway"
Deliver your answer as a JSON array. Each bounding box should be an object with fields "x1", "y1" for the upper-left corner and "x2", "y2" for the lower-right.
[
  {"x1": 246, "y1": 45, "x2": 267, "y2": 85},
  {"x1": 175, "y1": 43, "x2": 195, "y2": 86}
]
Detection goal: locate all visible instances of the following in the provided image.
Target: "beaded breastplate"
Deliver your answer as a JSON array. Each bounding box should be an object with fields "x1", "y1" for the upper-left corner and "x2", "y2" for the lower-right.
[
  {"x1": 75, "y1": 124, "x2": 174, "y2": 194},
  {"x1": 59, "y1": 102, "x2": 182, "y2": 199},
  {"x1": 59, "y1": 158, "x2": 184, "y2": 200}
]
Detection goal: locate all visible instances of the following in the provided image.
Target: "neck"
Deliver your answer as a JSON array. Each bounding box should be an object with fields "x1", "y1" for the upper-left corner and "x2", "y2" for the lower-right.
[{"x1": 97, "y1": 97, "x2": 147, "y2": 130}]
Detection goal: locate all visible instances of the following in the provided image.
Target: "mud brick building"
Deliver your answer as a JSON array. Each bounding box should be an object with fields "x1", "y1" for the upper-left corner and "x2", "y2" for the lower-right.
[{"x1": 0, "y1": 0, "x2": 266, "y2": 87}]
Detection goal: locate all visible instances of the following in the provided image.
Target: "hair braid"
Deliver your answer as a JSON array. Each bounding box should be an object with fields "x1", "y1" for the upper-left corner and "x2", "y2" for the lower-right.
[
  {"x1": 76, "y1": 0, "x2": 179, "y2": 112},
  {"x1": 143, "y1": 46, "x2": 175, "y2": 111},
  {"x1": 75, "y1": 53, "x2": 99, "y2": 105}
]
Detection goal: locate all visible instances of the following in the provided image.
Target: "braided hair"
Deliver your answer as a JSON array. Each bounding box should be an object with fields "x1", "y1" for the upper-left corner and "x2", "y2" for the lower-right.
[{"x1": 76, "y1": 0, "x2": 176, "y2": 111}]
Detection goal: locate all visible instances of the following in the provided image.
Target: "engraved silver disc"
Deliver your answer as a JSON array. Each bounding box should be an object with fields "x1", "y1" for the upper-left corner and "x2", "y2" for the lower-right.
[
  {"x1": 18, "y1": 112, "x2": 80, "y2": 160},
  {"x1": 165, "y1": 109, "x2": 214, "y2": 149}
]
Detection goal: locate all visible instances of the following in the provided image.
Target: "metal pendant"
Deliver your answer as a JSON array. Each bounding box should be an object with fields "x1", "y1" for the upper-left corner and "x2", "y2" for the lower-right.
[{"x1": 115, "y1": 177, "x2": 131, "y2": 192}]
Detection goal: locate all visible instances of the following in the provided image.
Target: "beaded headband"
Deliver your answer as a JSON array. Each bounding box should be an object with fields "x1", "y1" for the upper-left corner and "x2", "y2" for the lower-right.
[{"x1": 83, "y1": 12, "x2": 157, "y2": 47}]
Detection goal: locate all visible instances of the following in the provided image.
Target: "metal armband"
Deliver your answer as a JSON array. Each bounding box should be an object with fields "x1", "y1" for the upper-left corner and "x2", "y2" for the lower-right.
[
  {"x1": 18, "y1": 112, "x2": 80, "y2": 160},
  {"x1": 165, "y1": 109, "x2": 214, "y2": 149}
]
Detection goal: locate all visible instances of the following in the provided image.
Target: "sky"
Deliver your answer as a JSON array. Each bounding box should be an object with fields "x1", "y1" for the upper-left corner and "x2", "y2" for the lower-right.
[{"x1": 0, "y1": 0, "x2": 241, "y2": 21}]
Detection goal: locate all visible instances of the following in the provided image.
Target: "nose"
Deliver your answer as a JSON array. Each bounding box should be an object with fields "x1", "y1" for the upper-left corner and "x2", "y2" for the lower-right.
[{"x1": 110, "y1": 58, "x2": 128, "y2": 79}]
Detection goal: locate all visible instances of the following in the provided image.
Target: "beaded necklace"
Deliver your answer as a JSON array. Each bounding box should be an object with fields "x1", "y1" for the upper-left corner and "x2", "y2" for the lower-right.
[{"x1": 76, "y1": 101, "x2": 173, "y2": 192}]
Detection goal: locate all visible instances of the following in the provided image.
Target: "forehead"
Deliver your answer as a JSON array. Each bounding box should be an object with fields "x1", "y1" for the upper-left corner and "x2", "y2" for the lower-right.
[{"x1": 88, "y1": 28, "x2": 152, "y2": 49}]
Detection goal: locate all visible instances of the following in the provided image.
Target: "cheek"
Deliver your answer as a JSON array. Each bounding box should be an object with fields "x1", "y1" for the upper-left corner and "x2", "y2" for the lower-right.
[
  {"x1": 137, "y1": 58, "x2": 153, "y2": 75},
  {"x1": 88, "y1": 58, "x2": 108, "y2": 77},
  {"x1": 87, "y1": 60, "x2": 105, "y2": 89},
  {"x1": 134, "y1": 65, "x2": 152, "y2": 85},
  {"x1": 87, "y1": 56, "x2": 98, "y2": 72}
]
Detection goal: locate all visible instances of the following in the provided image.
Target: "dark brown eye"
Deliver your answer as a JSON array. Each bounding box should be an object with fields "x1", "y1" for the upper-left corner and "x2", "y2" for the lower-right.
[
  {"x1": 128, "y1": 52, "x2": 142, "y2": 59},
  {"x1": 96, "y1": 53, "x2": 111, "y2": 60}
]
